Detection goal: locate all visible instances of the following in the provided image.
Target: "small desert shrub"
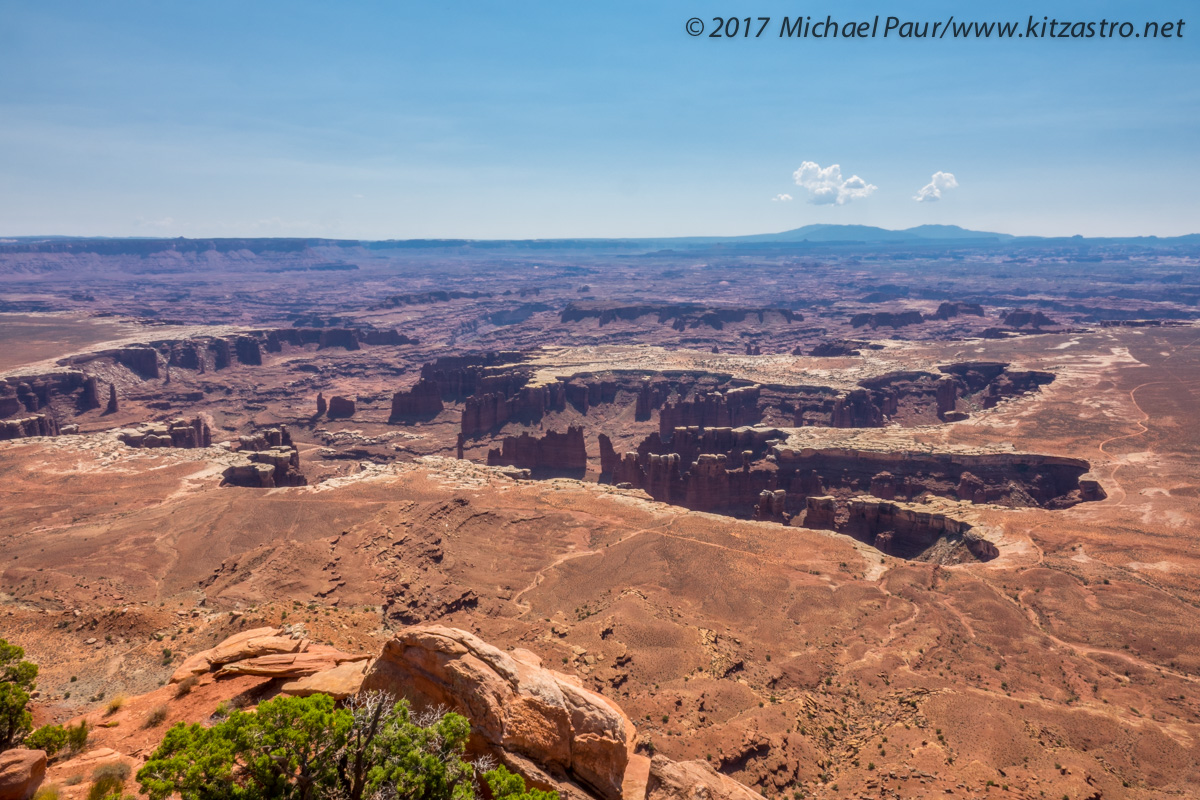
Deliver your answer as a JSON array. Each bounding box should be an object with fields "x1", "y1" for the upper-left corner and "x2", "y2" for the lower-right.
[
  {"x1": 62, "y1": 776, "x2": 83, "y2": 787},
  {"x1": 33, "y1": 785, "x2": 61, "y2": 800},
  {"x1": 173, "y1": 675, "x2": 198, "y2": 698},
  {"x1": 87, "y1": 764, "x2": 130, "y2": 800},
  {"x1": 25, "y1": 724, "x2": 69, "y2": 756},
  {"x1": 105, "y1": 695, "x2": 125, "y2": 715},
  {"x1": 66, "y1": 720, "x2": 90, "y2": 753},
  {"x1": 86, "y1": 777, "x2": 123, "y2": 800},
  {"x1": 88, "y1": 762, "x2": 131, "y2": 800},
  {"x1": 92, "y1": 763, "x2": 131, "y2": 783},
  {"x1": 144, "y1": 705, "x2": 169, "y2": 729}
]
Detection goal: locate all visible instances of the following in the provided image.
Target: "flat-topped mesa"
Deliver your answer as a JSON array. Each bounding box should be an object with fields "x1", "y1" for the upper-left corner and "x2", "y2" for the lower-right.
[
  {"x1": 1002, "y1": 308, "x2": 1058, "y2": 329},
  {"x1": 928, "y1": 301, "x2": 985, "y2": 320},
  {"x1": 117, "y1": 415, "x2": 213, "y2": 449},
  {"x1": 486, "y1": 426, "x2": 588, "y2": 476},
  {"x1": 560, "y1": 302, "x2": 801, "y2": 330},
  {"x1": 850, "y1": 310, "x2": 925, "y2": 329}
]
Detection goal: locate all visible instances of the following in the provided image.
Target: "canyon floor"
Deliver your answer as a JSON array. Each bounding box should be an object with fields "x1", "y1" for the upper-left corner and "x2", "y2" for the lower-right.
[{"x1": 3, "y1": 236, "x2": 1200, "y2": 799}]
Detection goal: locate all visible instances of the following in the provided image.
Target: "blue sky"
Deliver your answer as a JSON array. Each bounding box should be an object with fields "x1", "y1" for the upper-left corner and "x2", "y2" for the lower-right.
[{"x1": 0, "y1": 1, "x2": 1196, "y2": 238}]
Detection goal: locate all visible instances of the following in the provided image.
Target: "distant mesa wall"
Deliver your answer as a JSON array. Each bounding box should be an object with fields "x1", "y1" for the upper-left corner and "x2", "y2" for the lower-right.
[
  {"x1": 378, "y1": 290, "x2": 493, "y2": 307},
  {"x1": 1003, "y1": 309, "x2": 1058, "y2": 328},
  {"x1": 807, "y1": 339, "x2": 884, "y2": 357},
  {"x1": 928, "y1": 301, "x2": 985, "y2": 320},
  {"x1": 62, "y1": 326, "x2": 417, "y2": 380},
  {"x1": 850, "y1": 310, "x2": 925, "y2": 329},
  {"x1": 560, "y1": 302, "x2": 802, "y2": 331},
  {"x1": 486, "y1": 426, "x2": 588, "y2": 475}
]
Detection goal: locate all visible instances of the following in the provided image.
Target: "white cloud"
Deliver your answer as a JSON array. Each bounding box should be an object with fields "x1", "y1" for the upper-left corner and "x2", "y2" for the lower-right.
[
  {"x1": 914, "y1": 171, "x2": 958, "y2": 202},
  {"x1": 772, "y1": 193, "x2": 793, "y2": 202},
  {"x1": 792, "y1": 161, "x2": 877, "y2": 205}
]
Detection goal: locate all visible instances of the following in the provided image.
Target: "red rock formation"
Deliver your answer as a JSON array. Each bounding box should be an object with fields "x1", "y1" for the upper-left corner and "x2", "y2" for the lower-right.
[
  {"x1": 0, "y1": 748, "x2": 47, "y2": 800},
  {"x1": 81, "y1": 376, "x2": 101, "y2": 411},
  {"x1": 234, "y1": 336, "x2": 263, "y2": 365},
  {"x1": 318, "y1": 329, "x2": 360, "y2": 350},
  {"x1": 223, "y1": 426, "x2": 305, "y2": 487},
  {"x1": 486, "y1": 427, "x2": 588, "y2": 474},
  {"x1": 658, "y1": 386, "x2": 762, "y2": 437},
  {"x1": 598, "y1": 433, "x2": 619, "y2": 477},
  {"x1": 831, "y1": 389, "x2": 882, "y2": 428},
  {"x1": 115, "y1": 347, "x2": 160, "y2": 378},
  {"x1": 754, "y1": 489, "x2": 788, "y2": 521},
  {"x1": 0, "y1": 414, "x2": 59, "y2": 441},
  {"x1": 222, "y1": 447, "x2": 305, "y2": 488},
  {"x1": 389, "y1": 380, "x2": 444, "y2": 420},
  {"x1": 105, "y1": 383, "x2": 119, "y2": 414},
  {"x1": 802, "y1": 496, "x2": 837, "y2": 529},
  {"x1": 210, "y1": 338, "x2": 232, "y2": 369},
  {"x1": 361, "y1": 328, "x2": 416, "y2": 346},
  {"x1": 316, "y1": 392, "x2": 327, "y2": 416},
  {"x1": 327, "y1": 395, "x2": 356, "y2": 418},
  {"x1": 605, "y1": 431, "x2": 1101, "y2": 558},
  {"x1": 118, "y1": 416, "x2": 212, "y2": 449},
  {"x1": 936, "y1": 376, "x2": 958, "y2": 419},
  {"x1": 870, "y1": 471, "x2": 897, "y2": 500},
  {"x1": 360, "y1": 625, "x2": 635, "y2": 800}
]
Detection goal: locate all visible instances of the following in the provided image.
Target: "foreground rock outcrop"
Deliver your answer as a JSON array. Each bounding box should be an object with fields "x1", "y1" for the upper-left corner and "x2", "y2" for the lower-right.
[
  {"x1": 645, "y1": 757, "x2": 761, "y2": 800},
  {"x1": 362, "y1": 625, "x2": 635, "y2": 800},
  {"x1": 0, "y1": 749, "x2": 46, "y2": 800},
  {"x1": 170, "y1": 626, "x2": 367, "y2": 683}
]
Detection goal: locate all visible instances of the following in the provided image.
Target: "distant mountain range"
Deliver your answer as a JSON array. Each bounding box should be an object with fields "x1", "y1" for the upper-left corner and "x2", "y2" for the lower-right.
[{"x1": 723, "y1": 224, "x2": 1015, "y2": 244}]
